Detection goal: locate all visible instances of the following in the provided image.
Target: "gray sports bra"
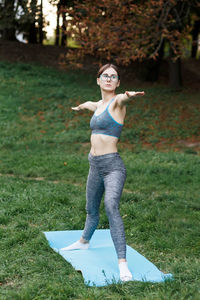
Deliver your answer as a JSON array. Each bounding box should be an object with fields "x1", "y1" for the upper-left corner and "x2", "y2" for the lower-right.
[{"x1": 90, "y1": 98, "x2": 123, "y2": 138}]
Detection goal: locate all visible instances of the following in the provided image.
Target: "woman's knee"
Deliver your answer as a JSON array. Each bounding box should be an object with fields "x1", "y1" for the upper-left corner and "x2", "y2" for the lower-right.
[{"x1": 104, "y1": 201, "x2": 119, "y2": 217}]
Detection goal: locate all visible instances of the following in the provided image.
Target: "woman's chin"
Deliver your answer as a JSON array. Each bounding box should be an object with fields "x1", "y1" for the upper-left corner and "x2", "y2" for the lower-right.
[{"x1": 102, "y1": 86, "x2": 115, "y2": 92}]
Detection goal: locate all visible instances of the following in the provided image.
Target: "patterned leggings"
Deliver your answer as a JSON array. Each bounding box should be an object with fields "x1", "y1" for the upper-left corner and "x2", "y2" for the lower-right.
[{"x1": 82, "y1": 152, "x2": 127, "y2": 259}]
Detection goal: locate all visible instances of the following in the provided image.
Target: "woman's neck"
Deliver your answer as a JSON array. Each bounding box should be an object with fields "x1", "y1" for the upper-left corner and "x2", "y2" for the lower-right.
[{"x1": 101, "y1": 90, "x2": 116, "y2": 103}]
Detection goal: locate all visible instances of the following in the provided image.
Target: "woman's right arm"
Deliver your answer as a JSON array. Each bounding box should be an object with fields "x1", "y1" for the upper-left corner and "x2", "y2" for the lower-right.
[{"x1": 71, "y1": 101, "x2": 98, "y2": 112}]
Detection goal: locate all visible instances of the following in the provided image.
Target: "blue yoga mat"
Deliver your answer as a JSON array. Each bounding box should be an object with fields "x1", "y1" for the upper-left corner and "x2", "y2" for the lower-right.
[{"x1": 44, "y1": 229, "x2": 173, "y2": 287}]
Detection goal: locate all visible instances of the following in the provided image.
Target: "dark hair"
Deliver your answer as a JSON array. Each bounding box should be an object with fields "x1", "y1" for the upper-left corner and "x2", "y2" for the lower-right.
[{"x1": 97, "y1": 64, "x2": 120, "y2": 80}]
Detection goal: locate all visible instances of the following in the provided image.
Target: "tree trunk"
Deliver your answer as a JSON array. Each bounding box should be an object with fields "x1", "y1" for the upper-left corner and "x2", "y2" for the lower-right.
[
  {"x1": 61, "y1": 11, "x2": 67, "y2": 46},
  {"x1": 1, "y1": 0, "x2": 16, "y2": 41},
  {"x1": 158, "y1": 38, "x2": 165, "y2": 60},
  {"x1": 38, "y1": 0, "x2": 43, "y2": 44},
  {"x1": 191, "y1": 20, "x2": 200, "y2": 59},
  {"x1": 137, "y1": 40, "x2": 165, "y2": 82},
  {"x1": 55, "y1": 7, "x2": 60, "y2": 45},
  {"x1": 28, "y1": 23, "x2": 37, "y2": 44},
  {"x1": 169, "y1": 57, "x2": 182, "y2": 90},
  {"x1": 28, "y1": 0, "x2": 38, "y2": 44}
]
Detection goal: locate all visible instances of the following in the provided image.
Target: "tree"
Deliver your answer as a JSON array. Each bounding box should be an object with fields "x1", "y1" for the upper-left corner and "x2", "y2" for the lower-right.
[
  {"x1": 54, "y1": 0, "x2": 76, "y2": 46},
  {"x1": 0, "y1": 0, "x2": 45, "y2": 44},
  {"x1": 65, "y1": 0, "x2": 199, "y2": 88},
  {"x1": 190, "y1": 7, "x2": 200, "y2": 59},
  {"x1": 55, "y1": 0, "x2": 67, "y2": 46},
  {"x1": 38, "y1": 0, "x2": 44, "y2": 44},
  {"x1": 28, "y1": 0, "x2": 37, "y2": 43},
  {"x1": 0, "y1": 0, "x2": 17, "y2": 41}
]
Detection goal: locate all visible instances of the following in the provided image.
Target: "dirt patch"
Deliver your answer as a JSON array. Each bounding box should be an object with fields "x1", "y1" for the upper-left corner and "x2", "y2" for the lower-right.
[
  {"x1": 0, "y1": 40, "x2": 67, "y2": 69},
  {"x1": 0, "y1": 40, "x2": 200, "y2": 90}
]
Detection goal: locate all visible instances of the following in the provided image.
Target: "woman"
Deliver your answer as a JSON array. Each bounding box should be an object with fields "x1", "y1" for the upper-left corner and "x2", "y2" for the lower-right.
[{"x1": 61, "y1": 64, "x2": 145, "y2": 282}]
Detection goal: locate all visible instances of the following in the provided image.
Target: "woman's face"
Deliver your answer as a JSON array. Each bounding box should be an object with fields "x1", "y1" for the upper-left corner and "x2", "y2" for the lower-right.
[{"x1": 97, "y1": 67, "x2": 120, "y2": 92}]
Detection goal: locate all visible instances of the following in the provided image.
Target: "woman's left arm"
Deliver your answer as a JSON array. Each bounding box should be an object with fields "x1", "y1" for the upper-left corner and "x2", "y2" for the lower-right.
[{"x1": 116, "y1": 91, "x2": 145, "y2": 107}]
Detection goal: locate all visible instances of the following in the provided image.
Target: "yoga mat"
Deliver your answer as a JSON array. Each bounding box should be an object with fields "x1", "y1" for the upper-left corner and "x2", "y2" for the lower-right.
[{"x1": 44, "y1": 229, "x2": 173, "y2": 287}]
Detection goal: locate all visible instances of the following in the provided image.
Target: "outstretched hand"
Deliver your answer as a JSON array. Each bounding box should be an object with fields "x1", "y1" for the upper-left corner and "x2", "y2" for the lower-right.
[
  {"x1": 125, "y1": 91, "x2": 145, "y2": 98},
  {"x1": 71, "y1": 106, "x2": 81, "y2": 111}
]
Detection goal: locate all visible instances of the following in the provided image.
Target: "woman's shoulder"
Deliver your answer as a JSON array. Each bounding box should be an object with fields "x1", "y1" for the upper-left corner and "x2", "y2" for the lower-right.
[
  {"x1": 112, "y1": 94, "x2": 126, "y2": 110},
  {"x1": 87, "y1": 99, "x2": 102, "y2": 111},
  {"x1": 91, "y1": 99, "x2": 102, "y2": 104},
  {"x1": 114, "y1": 93, "x2": 125, "y2": 102},
  {"x1": 95, "y1": 99, "x2": 103, "y2": 107}
]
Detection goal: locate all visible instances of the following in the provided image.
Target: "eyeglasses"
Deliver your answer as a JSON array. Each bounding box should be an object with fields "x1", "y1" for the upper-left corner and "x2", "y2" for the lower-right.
[{"x1": 100, "y1": 74, "x2": 118, "y2": 82}]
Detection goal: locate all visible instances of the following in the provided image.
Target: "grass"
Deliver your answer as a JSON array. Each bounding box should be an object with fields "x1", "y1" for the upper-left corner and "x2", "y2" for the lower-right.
[{"x1": 0, "y1": 61, "x2": 200, "y2": 299}]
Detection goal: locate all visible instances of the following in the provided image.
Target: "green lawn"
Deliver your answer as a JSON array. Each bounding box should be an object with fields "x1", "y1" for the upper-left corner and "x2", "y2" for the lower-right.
[{"x1": 0, "y1": 61, "x2": 200, "y2": 299}]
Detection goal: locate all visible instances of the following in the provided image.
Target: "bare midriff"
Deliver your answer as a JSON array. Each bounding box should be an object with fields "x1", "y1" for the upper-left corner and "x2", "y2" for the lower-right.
[{"x1": 90, "y1": 134, "x2": 118, "y2": 156}]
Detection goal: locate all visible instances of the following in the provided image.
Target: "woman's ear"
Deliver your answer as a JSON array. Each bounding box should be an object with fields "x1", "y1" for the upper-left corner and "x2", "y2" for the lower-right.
[
  {"x1": 117, "y1": 80, "x2": 120, "y2": 87},
  {"x1": 97, "y1": 78, "x2": 100, "y2": 86}
]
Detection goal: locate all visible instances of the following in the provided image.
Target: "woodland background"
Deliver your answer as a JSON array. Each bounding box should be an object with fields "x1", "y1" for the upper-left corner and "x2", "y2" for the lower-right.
[{"x1": 0, "y1": 0, "x2": 200, "y2": 89}]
